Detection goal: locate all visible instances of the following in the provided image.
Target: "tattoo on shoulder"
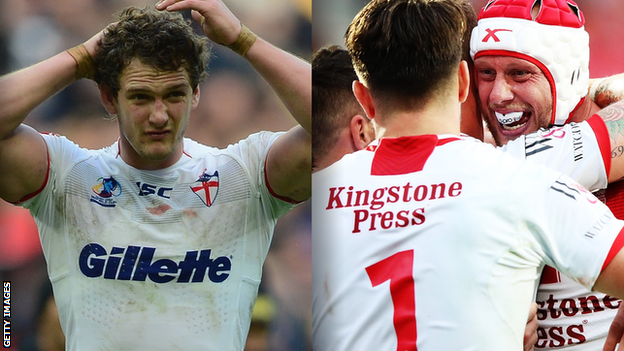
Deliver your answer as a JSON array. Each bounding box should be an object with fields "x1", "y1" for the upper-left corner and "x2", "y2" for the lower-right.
[
  {"x1": 612, "y1": 144, "x2": 624, "y2": 159},
  {"x1": 605, "y1": 119, "x2": 624, "y2": 142},
  {"x1": 601, "y1": 103, "x2": 624, "y2": 156},
  {"x1": 599, "y1": 101, "x2": 624, "y2": 122}
]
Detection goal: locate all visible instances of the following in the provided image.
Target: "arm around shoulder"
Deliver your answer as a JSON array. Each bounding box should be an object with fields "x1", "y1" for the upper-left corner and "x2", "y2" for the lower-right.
[
  {"x1": 594, "y1": 232, "x2": 624, "y2": 299},
  {"x1": 595, "y1": 100, "x2": 624, "y2": 183}
]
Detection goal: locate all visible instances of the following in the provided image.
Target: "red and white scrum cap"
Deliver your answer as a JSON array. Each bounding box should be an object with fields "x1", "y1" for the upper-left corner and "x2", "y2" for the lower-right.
[{"x1": 470, "y1": 0, "x2": 589, "y2": 126}]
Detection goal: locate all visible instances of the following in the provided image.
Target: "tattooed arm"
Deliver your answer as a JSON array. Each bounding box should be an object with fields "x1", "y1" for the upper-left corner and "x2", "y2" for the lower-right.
[
  {"x1": 590, "y1": 74, "x2": 624, "y2": 110},
  {"x1": 596, "y1": 99, "x2": 624, "y2": 182}
]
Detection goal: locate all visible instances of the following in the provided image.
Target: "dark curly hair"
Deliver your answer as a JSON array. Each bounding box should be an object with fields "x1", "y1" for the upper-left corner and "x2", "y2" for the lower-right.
[{"x1": 94, "y1": 6, "x2": 212, "y2": 97}]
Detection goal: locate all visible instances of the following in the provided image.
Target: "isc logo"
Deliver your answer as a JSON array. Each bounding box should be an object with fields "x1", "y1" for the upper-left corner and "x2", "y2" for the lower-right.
[
  {"x1": 78, "y1": 243, "x2": 232, "y2": 284},
  {"x1": 136, "y1": 182, "x2": 173, "y2": 199}
]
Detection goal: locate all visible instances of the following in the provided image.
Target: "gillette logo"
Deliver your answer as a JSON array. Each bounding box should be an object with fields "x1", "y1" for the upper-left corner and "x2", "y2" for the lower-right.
[{"x1": 79, "y1": 243, "x2": 232, "y2": 283}]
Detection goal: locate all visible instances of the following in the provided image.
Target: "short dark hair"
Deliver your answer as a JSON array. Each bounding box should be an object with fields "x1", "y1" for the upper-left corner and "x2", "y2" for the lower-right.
[
  {"x1": 312, "y1": 45, "x2": 365, "y2": 169},
  {"x1": 95, "y1": 6, "x2": 212, "y2": 97},
  {"x1": 345, "y1": 0, "x2": 466, "y2": 112}
]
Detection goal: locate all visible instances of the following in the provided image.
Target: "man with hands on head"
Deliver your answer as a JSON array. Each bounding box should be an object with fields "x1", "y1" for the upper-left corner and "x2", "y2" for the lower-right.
[{"x1": 0, "y1": 0, "x2": 310, "y2": 350}]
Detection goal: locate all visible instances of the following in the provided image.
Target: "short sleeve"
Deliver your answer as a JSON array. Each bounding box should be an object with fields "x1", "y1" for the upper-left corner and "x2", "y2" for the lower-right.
[
  {"x1": 521, "y1": 172, "x2": 624, "y2": 290},
  {"x1": 501, "y1": 117, "x2": 609, "y2": 191},
  {"x1": 224, "y1": 131, "x2": 298, "y2": 219}
]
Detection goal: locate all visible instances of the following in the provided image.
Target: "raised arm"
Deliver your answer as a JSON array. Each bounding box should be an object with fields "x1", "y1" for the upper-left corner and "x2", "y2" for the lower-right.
[
  {"x1": 157, "y1": 0, "x2": 311, "y2": 202},
  {"x1": 0, "y1": 31, "x2": 103, "y2": 203}
]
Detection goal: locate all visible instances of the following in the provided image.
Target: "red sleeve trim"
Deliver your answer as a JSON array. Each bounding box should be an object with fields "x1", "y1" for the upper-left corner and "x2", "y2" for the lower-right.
[
  {"x1": 14, "y1": 134, "x2": 51, "y2": 204},
  {"x1": 587, "y1": 114, "x2": 612, "y2": 179},
  {"x1": 601, "y1": 225, "x2": 624, "y2": 271},
  {"x1": 264, "y1": 156, "x2": 302, "y2": 205}
]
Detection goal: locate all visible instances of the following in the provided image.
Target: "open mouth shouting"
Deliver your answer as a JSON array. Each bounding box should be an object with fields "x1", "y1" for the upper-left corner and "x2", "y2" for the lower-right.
[
  {"x1": 490, "y1": 110, "x2": 535, "y2": 145},
  {"x1": 495, "y1": 111, "x2": 531, "y2": 130}
]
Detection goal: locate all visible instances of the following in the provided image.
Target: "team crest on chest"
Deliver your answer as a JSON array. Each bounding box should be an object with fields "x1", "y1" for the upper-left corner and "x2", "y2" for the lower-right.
[{"x1": 191, "y1": 170, "x2": 219, "y2": 207}]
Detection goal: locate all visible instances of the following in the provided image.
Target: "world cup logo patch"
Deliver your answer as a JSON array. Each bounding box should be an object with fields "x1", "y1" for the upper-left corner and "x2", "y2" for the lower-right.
[
  {"x1": 191, "y1": 171, "x2": 219, "y2": 207},
  {"x1": 90, "y1": 176, "x2": 122, "y2": 207},
  {"x1": 92, "y1": 177, "x2": 122, "y2": 198}
]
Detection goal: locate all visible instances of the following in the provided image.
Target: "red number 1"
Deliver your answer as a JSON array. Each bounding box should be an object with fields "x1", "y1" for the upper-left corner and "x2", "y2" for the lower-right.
[{"x1": 366, "y1": 250, "x2": 418, "y2": 351}]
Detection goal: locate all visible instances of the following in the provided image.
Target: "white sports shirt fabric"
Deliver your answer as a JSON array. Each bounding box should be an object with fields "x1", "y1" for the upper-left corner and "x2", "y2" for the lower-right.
[
  {"x1": 500, "y1": 115, "x2": 611, "y2": 193},
  {"x1": 312, "y1": 132, "x2": 624, "y2": 351},
  {"x1": 502, "y1": 115, "x2": 618, "y2": 350},
  {"x1": 21, "y1": 132, "x2": 297, "y2": 351},
  {"x1": 535, "y1": 266, "x2": 619, "y2": 349}
]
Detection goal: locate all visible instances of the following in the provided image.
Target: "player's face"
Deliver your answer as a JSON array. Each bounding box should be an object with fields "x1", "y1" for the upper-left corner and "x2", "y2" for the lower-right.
[
  {"x1": 474, "y1": 55, "x2": 553, "y2": 146},
  {"x1": 113, "y1": 59, "x2": 199, "y2": 169}
]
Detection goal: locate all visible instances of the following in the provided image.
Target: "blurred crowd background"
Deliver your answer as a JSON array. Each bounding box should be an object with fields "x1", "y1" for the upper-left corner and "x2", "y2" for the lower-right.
[{"x1": 0, "y1": 0, "x2": 310, "y2": 350}]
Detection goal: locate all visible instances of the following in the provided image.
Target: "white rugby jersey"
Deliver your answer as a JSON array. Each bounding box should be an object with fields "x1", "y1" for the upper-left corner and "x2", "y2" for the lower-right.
[
  {"x1": 312, "y1": 133, "x2": 624, "y2": 351},
  {"x1": 535, "y1": 266, "x2": 620, "y2": 350},
  {"x1": 501, "y1": 115, "x2": 611, "y2": 193},
  {"x1": 21, "y1": 132, "x2": 297, "y2": 351},
  {"x1": 502, "y1": 115, "x2": 619, "y2": 350}
]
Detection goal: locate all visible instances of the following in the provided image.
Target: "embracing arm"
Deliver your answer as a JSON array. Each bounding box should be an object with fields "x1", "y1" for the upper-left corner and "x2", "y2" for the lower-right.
[
  {"x1": 595, "y1": 246, "x2": 624, "y2": 351},
  {"x1": 603, "y1": 303, "x2": 624, "y2": 351},
  {"x1": 590, "y1": 73, "x2": 624, "y2": 110},
  {"x1": 158, "y1": 0, "x2": 311, "y2": 202},
  {"x1": 595, "y1": 100, "x2": 624, "y2": 183},
  {"x1": 582, "y1": 73, "x2": 624, "y2": 182}
]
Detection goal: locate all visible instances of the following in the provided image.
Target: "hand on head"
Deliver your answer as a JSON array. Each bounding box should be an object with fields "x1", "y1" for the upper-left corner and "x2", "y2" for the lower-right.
[{"x1": 155, "y1": 0, "x2": 242, "y2": 46}]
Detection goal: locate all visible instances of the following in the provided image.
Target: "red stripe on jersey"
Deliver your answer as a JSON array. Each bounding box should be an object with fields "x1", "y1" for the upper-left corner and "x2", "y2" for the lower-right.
[
  {"x1": 15, "y1": 133, "x2": 51, "y2": 204},
  {"x1": 263, "y1": 154, "x2": 302, "y2": 204},
  {"x1": 539, "y1": 265, "x2": 562, "y2": 284},
  {"x1": 371, "y1": 136, "x2": 460, "y2": 176},
  {"x1": 601, "y1": 225, "x2": 624, "y2": 271},
  {"x1": 605, "y1": 181, "x2": 624, "y2": 219},
  {"x1": 587, "y1": 114, "x2": 611, "y2": 178}
]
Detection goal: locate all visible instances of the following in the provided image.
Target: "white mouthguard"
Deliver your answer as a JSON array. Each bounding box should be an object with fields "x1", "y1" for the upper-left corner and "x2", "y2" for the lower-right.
[{"x1": 495, "y1": 111, "x2": 523, "y2": 125}]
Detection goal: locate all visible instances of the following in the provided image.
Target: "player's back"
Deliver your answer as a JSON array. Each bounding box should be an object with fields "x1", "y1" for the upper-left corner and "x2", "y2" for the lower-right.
[{"x1": 312, "y1": 134, "x2": 619, "y2": 351}]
